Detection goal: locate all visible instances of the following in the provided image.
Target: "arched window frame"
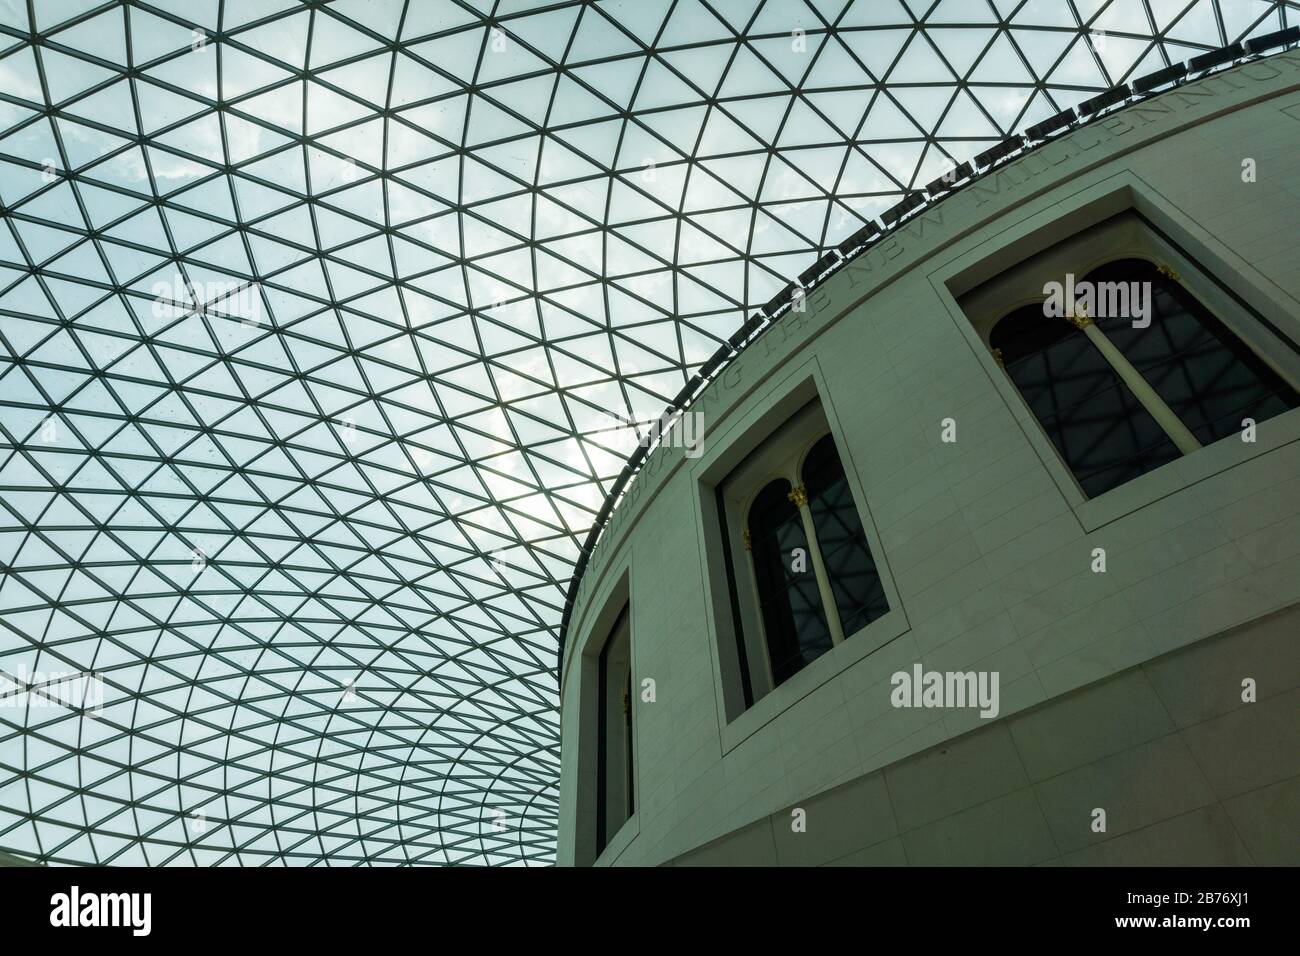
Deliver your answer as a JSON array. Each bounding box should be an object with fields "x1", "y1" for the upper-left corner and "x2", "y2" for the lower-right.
[
  {"x1": 738, "y1": 427, "x2": 888, "y2": 686},
  {"x1": 709, "y1": 393, "x2": 909, "y2": 718},
  {"x1": 986, "y1": 251, "x2": 1300, "y2": 499},
  {"x1": 1078, "y1": 257, "x2": 1299, "y2": 449}
]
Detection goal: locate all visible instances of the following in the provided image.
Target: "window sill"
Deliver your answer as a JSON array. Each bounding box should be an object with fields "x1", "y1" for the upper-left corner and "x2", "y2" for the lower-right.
[
  {"x1": 1075, "y1": 405, "x2": 1300, "y2": 531},
  {"x1": 593, "y1": 810, "x2": 639, "y2": 867},
  {"x1": 720, "y1": 607, "x2": 910, "y2": 755}
]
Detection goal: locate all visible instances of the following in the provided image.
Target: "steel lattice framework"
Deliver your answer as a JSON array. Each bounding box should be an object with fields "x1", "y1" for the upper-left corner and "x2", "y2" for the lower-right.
[{"x1": 0, "y1": 0, "x2": 1293, "y2": 866}]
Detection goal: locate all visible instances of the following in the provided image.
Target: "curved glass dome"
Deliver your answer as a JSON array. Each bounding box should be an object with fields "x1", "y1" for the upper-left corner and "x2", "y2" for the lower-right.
[{"x1": 0, "y1": 0, "x2": 1291, "y2": 866}]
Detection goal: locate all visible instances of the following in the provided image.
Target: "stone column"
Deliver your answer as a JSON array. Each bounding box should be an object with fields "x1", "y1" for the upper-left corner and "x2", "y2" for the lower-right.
[
  {"x1": 787, "y1": 484, "x2": 846, "y2": 645},
  {"x1": 1066, "y1": 312, "x2": 1201, "y2": 455}
]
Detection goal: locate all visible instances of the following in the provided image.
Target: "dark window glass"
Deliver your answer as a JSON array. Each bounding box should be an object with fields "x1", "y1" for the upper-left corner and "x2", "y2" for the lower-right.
[
  {"x1": 991, "y1": 304, "x2": 1180, "y2": 498},
  {"x1": 748, "y1": 479, "x2": 832, "y2": 686},
  {"x1": 596, "y1": 609, "x2": 632, "y2": 853},
  {"x1": 1087, "y1": 259, "x2": 1299, "y2": 446},
  {"x1": 802, "y1": 435, "x2": 889, "y2": 637}
]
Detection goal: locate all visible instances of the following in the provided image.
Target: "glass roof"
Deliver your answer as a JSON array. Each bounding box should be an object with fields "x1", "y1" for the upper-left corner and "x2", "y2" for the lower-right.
[{"x1": 0, "y1": 0, "x2": 1292, "y2": 866}]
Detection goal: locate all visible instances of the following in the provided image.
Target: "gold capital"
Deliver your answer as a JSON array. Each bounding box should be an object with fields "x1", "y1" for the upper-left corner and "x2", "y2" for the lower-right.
[
  {"x1": 787, "y1": 485, "x2": 809, "y2": 508},
  {"x1": 1157, "y1": 262, "x2": 1181, "y2": 283},
  {"x1": 992, "y1": 347, "x2": 1005, "y2": 369},
  {"x1": 1064, "y1": 310, "x2": 1093, "y2": 330},
  {"x1": 742, "y1": 528, "x2": 751, "y2": 551}
]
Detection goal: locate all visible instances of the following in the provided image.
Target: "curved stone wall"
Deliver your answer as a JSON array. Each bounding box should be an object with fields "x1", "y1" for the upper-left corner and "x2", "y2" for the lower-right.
[{"x1": 558, "y1": 54, "x2": 1300, "y2": 866}]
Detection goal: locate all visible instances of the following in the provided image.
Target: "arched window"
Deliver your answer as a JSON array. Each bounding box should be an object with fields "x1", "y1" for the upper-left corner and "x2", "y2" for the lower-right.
[
  {"x1": 990, "y1": 302, "x2": 1179, "y2": 498},
  {"x1": 717, "y1": 400, "x2": 898, "y2": 706},
  {"x1": 991, "y1": 257, "x2": 1300, "y2": 499},
  {"x1": 747, "y1": 478, "x2": 833, "y2": 686},
  {"x1": 1084, "y1": 259, "x2": 1298, "y2": 447},
  {"x1": 802, "y1": 435, "x2": 889, "y2": 637}
]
